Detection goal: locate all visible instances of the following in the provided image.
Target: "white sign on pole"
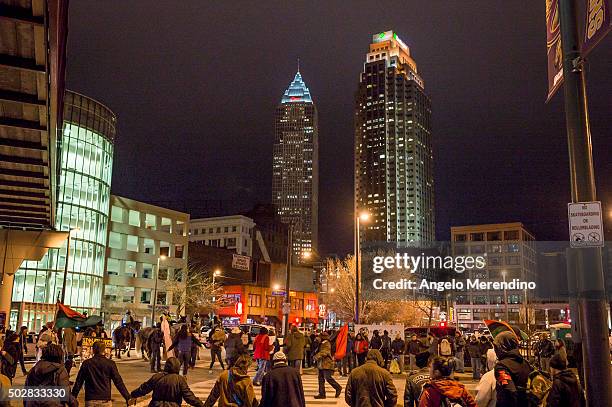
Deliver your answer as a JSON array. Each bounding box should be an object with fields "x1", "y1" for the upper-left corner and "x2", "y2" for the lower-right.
[
  {"x1": 568, "y1": 201, "x2": 604, "y2": 248},
  {"x1": 282, "y1": 302, "x2": 291, "y2": 315}
]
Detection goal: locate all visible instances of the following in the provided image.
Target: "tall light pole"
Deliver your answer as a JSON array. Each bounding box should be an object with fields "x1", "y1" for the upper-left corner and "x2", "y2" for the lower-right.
[
  {"x1": 283, "y1": 223, "x2": 294, "y2": 337},
  {"x1": 211, "y1": 269, "x2": 221, "y2": 322},
  {"x1": 557, "y1": 1, "x2": 612, "y2": 404},
  {"x1": 151, "y1": 255, "x2": 166, "y2": 327},
  {"x1": 354, "y1": 212, "x2": 369, "y2": 324},
  {"x1": 60, "y1": 227, "x2": 80, "y2": 304},
  {"x1": 502, "y1": 270, "x2": 509, "y2": 322}
]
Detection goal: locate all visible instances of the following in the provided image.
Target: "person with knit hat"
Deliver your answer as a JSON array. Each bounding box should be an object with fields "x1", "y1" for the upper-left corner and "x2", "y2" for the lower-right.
[
  {"x1": 260, "y1": 351, "x2": 305, "y2": 407},
  {"x1": 346, "y1": 349, "x2": 397, "y2": 407},
  {"x1": 313, "y1": 331, "x2": 342, "y2": 399},
  {"x1": 493, "y1": 331, "x2": 532, "y2": 407},
  {"x1": 546, "y1": 354, "x2": 585, "y2": 407}
]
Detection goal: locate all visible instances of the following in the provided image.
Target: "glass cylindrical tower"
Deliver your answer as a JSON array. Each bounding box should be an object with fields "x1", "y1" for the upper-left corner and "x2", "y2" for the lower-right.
[{"x1": 11, "y1": 91, "x2": 116, "y2": 329}]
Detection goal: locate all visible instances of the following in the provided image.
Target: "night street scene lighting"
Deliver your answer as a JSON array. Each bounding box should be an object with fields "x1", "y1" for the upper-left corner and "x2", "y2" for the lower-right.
[{"x1": 0, "y1": 1, "x2": 610, "y2": 405}]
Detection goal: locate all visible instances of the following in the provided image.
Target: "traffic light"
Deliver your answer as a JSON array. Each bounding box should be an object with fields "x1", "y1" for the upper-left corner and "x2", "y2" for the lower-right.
[{"x1": 234, "y1": 302, "x2": 243, "y2": 316}]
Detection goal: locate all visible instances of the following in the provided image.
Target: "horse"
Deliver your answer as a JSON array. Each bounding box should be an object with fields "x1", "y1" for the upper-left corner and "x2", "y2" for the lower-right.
[
  {"x1": 138, "y1": 326, "x2": 154, "y2": 360},
  {"x1": 112, "y1": 325, "x2": 132, "y2": 359}
]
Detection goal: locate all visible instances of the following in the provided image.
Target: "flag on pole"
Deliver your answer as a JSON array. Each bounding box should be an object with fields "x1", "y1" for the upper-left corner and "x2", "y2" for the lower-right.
[
  {"x1": 334, "y1": 325, "x2": 349, "y2": 360},
  {"x1": 484, "y1": 319, "x2": 529, "y2": 341},
  {"x1": 54, "y1": 302, "x2": 102, "y2": 328}
]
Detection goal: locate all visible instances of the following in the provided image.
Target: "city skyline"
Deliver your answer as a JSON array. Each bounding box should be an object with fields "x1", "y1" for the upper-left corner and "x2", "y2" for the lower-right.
[{"x1": 65, "y1": 2, "x2": 612, "y2": 256}]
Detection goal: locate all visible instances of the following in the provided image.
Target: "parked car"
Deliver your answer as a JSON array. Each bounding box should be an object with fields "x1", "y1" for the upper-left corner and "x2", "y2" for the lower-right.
[{"x1": 239, "y1": 323, "x2": 279, "y2": 352}]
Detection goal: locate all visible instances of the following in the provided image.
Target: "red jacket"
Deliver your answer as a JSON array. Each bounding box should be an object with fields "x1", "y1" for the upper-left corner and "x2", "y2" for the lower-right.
[
  {"x1": 418, "y1": 379, "x2": 476, "y2": 407},
  {"x1": 354, "y1": 339, "x2": 369, "y2": 355},
  {"x1": 253, "y1": 334, "x2": 271, "y2": 360}
]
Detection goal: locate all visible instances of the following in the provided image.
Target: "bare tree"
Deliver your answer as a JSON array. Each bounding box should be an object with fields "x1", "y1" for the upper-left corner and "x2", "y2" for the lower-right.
[{"x1": 164, "y1": 262, "x2": 222, "y2": 317}]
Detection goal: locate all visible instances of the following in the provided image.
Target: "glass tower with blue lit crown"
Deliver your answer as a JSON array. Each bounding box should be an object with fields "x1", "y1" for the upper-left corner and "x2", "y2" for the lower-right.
[{"x1": 272, "y1": 69, "x2": 318, "y2": 260}]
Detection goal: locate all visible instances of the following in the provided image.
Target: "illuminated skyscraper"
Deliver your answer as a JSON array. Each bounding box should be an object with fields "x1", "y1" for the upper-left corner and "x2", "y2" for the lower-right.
[
  {"x1": 272, "y1": 70, "x2": 318, "y2": 260},
  {"x1": 355, "y1": 31, "x2": 434, "y2": 245}
]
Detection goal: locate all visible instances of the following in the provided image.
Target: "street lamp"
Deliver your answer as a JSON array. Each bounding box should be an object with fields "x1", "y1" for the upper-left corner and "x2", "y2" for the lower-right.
[
  {"x1": 211, "y1": 269, "x2": 222, "y2": 321},
  {"x1": 60, "y1": 227, "x2": 80, "y2": 304},
  {"x1": 151, "y1": 255, "x2": 167, "y2": 326},
  {"x1": 502, "y1": 270, "x2": 509, "y2": 322},
  {"x1": 354, "y1": 212, "x2": 370, "y2": 324}
]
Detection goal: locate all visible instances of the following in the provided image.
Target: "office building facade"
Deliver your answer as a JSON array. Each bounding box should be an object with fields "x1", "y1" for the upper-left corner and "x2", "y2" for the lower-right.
[
  {"x1": 450, "y1": 222, "x2": 536, "y2": 329},
  {"x1": 103, "y1": 195, "x2": 189, "y2": 328},
  {"x1": 272, "y1": 70, "x2": 318, "y2": 259},
  {"x1": 190, "y1": 215, "x2": 255, "y2": 257},
  {"x1": 355, "y1": 31, "x2": 434, "y2": 245},
  {"x1": 10, "y1": 91, "x2": 116, "y2": 329}
]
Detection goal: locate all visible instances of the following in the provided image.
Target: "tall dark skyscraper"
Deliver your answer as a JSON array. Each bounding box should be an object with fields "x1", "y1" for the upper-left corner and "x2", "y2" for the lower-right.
[
  {"x1": 355, "y1": 31, "x2": 434, "y2": 245},
  {"x1": 272, "y1": 70, "x2": 318, "y2": 260}
]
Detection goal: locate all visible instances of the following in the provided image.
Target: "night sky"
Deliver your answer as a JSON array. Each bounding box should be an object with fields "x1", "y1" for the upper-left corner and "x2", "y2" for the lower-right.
[{"x1": 66, "y1": 1, "x2": 611, "y2": 256}]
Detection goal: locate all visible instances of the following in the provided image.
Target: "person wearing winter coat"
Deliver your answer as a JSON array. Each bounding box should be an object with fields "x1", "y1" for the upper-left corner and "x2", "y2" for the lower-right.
[
  {"x1": 454, "y1": 331, "x2": 466, "y2": 373},
  {"x1": 204, "y1": 352, "x2": 258, "y2": 407},
  {"x1": 406, "y1": 334, "x2": 422, "y2": 371},
  {"x1": 370, "y1": 330, "x2": 382, "y2": 350},
  {"x1": 536, "y1": 333, "x2": 555, "y2": 372},
  {"x1": 253, "y1": 328, "x2": 272, "y2": 386},
  {"x1": 474, "y1": 369, "x2": 497, "y2": 407},
  {"x1": 345, "y1": 349, "x2": 397, "y2": 407},
  {"x1": 404, "y1": 351, "x2": 431, "y2": 407},
  {"x1": 132, "y1": 357, "x2": 205, "y2": 407},
  {"x1": 390, "y1": 334, "x2": 405, "y2": 373},
  {"x1": 313, "y1": 332, "x2": 342, "y2": 399},
  {"x1": 62, "y1": 327, "x2": 77, "y2": 376},
  {"x1": 36, "y1": 322, "x2": 58, "y2": 362},
  {"x1": 353, "y1": 333, "x2": 369, "y2": 366},
  {"x1": 554, "y1": 338, "x2": 567, "y2": 361},
  {"x1": 467, "y1": 336, "x2": 482, "y2": 379},
  {"x1": 25, "y1": 344, "x2": 77, "y2": 407},
  {"x1": 147, "y1": 323, "x2": 165, "y2": 373},
  {"x1": 208, "y1": 327, "x2": 227, "y2": 372},
  {"x1": 493, "y1": 331, "x2": 532, "y2": 407},
  {"x1": 546, "y1": 354, "x2": 586, "y2": 407},
  {"x1": 168, "y1": 325, "x2": 204, "y2": 376},
  {"x1": 380, "y1": 330, "x2": 392, "y2": 366},
  {"x1": 260, "y1": 351, "x2": 305, "y2": 407},
  {"x1": 224, "y1": 327, "x2": 245, "y2": 368},
  {"x1": 0, "y1": 333, "x2": 20, "y2": 383},
  {"x1": 418, "y1": 356, "x2": 477, "y2": 407},
  {"x1": 284, "y1": 326, "x2": 306, "y2": 371}
]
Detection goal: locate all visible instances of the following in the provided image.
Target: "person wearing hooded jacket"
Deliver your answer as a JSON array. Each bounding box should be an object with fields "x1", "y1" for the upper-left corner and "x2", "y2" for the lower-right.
[
  {"x1": 546, "y1": 354, "x2": 586, "y2": 407},
  {"x1": 418, "y1": 356, "x2": 476, "y2": 407},
  {"x1": 0, "y1": 332, "x2": 21, "y2": 383},
  {"x1": 404, "y1": 351, "x2": 431, "y2": 407},
  {"x1": 131, "y1": 356, "x2": 204, "y2": 407},
  {"x1": 345, "y1": 349, "x2": 397, "y2": 407},
  {"x1": 260, "y1": 351, "x2": 305, "y2": 407},
  {"x1": 224, "y1": 327, "x2": 245, "y2": 368},
  {"x1": 313, "y1": 331, "x2": 342, "y2": 399},
  {"x1": 25, "y1": 343, "x2": 77, "y2": 407},
  {"x1": 493, "y1": 331, "x2": 532, "y2": 407},
  {"x1": 204, "y1": 352, "x2": 258, "y2": 407}
]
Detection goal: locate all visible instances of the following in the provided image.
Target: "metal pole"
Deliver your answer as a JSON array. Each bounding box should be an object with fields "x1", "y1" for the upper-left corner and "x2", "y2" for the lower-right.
[
  {"x1": 558, "y1": 1, "x2": 612, "y2": 404},
  {"x1": 211, "y1": 272, "x2": 216, "y2": 322},
  {"x1": 355, "y1": 217, "x2": 361, "y2": 324},
  {"x1": 503, "y1": 272, "x2": 509, "y2": 321},
  {"x1": 60, "y1": 231, "x2": 72, "y2": 304},
  {"x1": 151, "y1": 257, "x2": 160, "y2": 327},
  {"x1": 283, "y1": 223, "x2": 293, "y2": 336}
]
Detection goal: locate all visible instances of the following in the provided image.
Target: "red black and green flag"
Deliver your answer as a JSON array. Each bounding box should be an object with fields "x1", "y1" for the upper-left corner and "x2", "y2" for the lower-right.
[
  {"x1": 484, "y1": 319, "x2": 529, "y2": 341},
  {"x1": 54, "y1": 302, "x2": 102, "y2": 329}
]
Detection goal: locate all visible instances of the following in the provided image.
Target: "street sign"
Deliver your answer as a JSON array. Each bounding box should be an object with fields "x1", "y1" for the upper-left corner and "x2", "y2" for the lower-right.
[
  {"x1": 568, "y1": 201, "x2": 604, "y2": 247},
  {"x1": 271, "y1": 290, "x2": 286, "y2": 296},
  {"x1": 282, "y1": 302, "x2": 291, "y2": 315}
]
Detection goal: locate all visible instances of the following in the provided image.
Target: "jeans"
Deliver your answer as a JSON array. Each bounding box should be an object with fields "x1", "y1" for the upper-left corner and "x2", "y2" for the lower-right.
[
  {"x1": 471, "y1": 357, "x2": 481, "y2": 379},
  {"x1": 408, "y1": 354, "x2": 417, "y2": 371},
  {"x1": 318, "y1": 369, "x2": 341, "y2": 397},
  {"x1": 289, "y1": 359, "x2": 302, "y2": 374},
  {"x1": 209, "y1": 348, "x2": 224, "y2": 369},
  {"x1": 178, "y1": 350, "x2": 191, "y2": 375},
  {"x1": 150, "y1": 345, "x2": 161, "y2": 372},
  {"x1": 455, "y1": 351, "x2": 464, "y2": 372},
  {"x1": 253, "y1": 358, "x2": 269, "y2": 385}
]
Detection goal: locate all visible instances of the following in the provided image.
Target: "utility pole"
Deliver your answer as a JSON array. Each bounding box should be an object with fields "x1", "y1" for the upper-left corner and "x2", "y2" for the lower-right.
[
  {"x1": 283, "y1": 223, "x2": 293, "y2": 336},
  {"x1": 558, "y1": 0, "x2": 612, "y2": 405}
]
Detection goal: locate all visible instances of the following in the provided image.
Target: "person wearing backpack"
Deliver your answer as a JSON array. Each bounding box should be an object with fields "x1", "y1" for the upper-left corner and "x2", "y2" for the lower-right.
[
  {"x1": 439, "y1": 337, "x2": 453, "y2": 358},
  {"x1": 203, "y1": 352, "x2": 258, "y2": 407},
  {"x1": 493, "y1": 331, "x2": 532, "y2": 407},
  {"x1": 25, "y1": 343, "x2": 77, "y2": 407},
  {"x1": 546, "y1": 354, "x2": 585, "y2": 407},
  {"x1": 131, "y1": 356, "x2": 205, "y2": 407},
  {"x1": 418, "y1": 356, "x2": 476, "y2": 407}
]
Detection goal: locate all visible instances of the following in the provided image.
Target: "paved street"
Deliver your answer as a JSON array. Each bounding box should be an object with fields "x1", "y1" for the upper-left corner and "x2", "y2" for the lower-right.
[{"x1": 11, "y1": 354, "x2": 479, "y2": 406}]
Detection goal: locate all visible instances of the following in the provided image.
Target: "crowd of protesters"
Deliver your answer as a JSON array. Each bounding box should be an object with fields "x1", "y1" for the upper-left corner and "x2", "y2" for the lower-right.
[{"x1": 0, "y1": 317, "x2": 592, "y2": 407}]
